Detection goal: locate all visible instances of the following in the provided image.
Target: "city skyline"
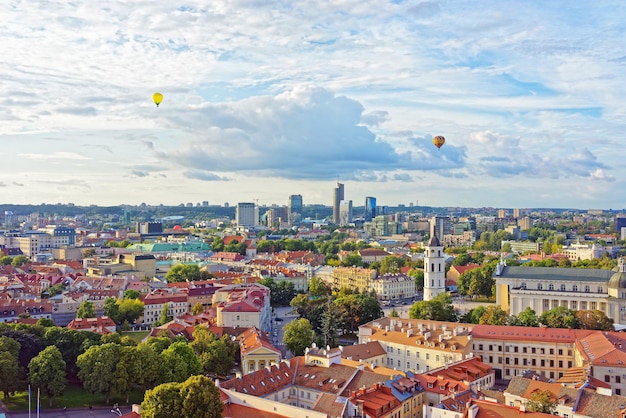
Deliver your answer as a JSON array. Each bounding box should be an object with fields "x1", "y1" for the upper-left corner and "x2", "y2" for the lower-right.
[{"x1": 1, "y1": 2, "x2": 625, "y2": 209}]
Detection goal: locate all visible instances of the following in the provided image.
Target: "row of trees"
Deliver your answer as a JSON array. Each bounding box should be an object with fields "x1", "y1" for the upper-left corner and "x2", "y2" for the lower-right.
[
  {"x1": 287, "y1": 285, "x2": 383, "y2": 354},
  {"x1": 464, "y1": 305, "x2": 614, "y2": 330},
  {"x1": 408, "y1": 295, "x2": 614, "y2": 331},
  {"x1": 0, "y1": 318, "x2": 237, "y2": 407}
]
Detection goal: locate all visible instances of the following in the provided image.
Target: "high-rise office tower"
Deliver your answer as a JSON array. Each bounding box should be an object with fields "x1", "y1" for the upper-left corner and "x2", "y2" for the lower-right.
[
  {"x1": 365, "y1": 196, "x2": 376, "y2": 222},
  {"x1": 332, "y1": 182, "x2": 344, "y2": 224},
  {"x1": 498, "y1": 209, "x2": 506, "y2": 219},
  {"x1": 288, "y1": 194, "x2": 303, "y2": 225},
  {"x1": 430, "y1": 215, "x2": 452, "y2": 239},
  {"x1": 513, "y1": 208, "x2": 521, "y2": 218},
  {"x1": 339, "y1": 200, "x2": 353, "y2": 226},
  {"x1": 236, "y1": 202, "x2": 257, "y2": 227}
]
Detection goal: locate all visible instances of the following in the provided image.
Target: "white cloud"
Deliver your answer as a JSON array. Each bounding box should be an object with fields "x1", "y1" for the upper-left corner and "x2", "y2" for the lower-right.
[{"x1": 0, "y1": 1, "x2": 623, "y2": 207}]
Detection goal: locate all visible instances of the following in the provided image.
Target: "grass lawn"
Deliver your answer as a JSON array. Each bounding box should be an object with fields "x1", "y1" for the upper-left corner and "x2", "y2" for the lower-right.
[
  {"x1": 1, "y1": 384, "x2": 145, "y2": 411},
  {"x1": 120, "y1": 330, "x2": 151, "y2": 343}
]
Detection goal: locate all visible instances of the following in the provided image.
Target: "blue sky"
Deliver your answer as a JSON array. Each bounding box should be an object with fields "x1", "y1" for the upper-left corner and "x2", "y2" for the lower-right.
[{"x1": 1, "y1": 1, "x2": 625, "y2": 209}]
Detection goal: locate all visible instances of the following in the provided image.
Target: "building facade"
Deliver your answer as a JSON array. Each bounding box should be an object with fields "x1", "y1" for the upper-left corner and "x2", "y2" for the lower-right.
[
  {"x1": 333, "y1": 182, "x2": 345, "y2": 224},
  {"x1": 494, "y1": 258, "x2": 626, "y2": 325},
  {"x1": 236, "y1": 202, "x2": 258, "y2": 227},
  {"x1": 332, "y1": 266, "x2": 377, "y2": 293},
  {"x1": 423, "y1": 234, "x2": 445, "y2": 302}
]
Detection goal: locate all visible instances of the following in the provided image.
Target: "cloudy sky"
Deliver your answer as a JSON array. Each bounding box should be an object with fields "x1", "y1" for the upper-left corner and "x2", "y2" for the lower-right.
[{"x1": 1, "y1": 1, "x2": 625, "y2": 209}]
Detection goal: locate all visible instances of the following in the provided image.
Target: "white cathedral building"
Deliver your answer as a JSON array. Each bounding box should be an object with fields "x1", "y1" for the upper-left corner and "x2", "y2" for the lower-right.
[
  {"x1": 423, "y1": 231, "x2": 446, "y2": 301},
  {"x1": 495, "y1": 257, "x2": 626, "y2": 326}
]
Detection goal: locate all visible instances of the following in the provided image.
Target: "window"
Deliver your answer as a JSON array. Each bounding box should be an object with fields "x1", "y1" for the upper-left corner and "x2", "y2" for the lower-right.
[
  {"x1": 605, "y1": 375, "x2": 611, "y2": 382},
  {"x1": 538, "y1": 283, "x2": 543, "y2": 290},
  {"x1": 549, "y1": 284, "x2": 554, "y2": 291},
  {"x1": 617, "y1": 376, "x2": 621, "y2": 384},
  {"x1": 560, "y1": 284, "x2": 566, "y2": 291},
  {"x1": 521, "y1": 282, "x2": 527, "y2": 289},
  {"x1": 585, "y1": 285, "x2": 590, "y2": 293},
  {"x1": 598, "y1": 287, "x2": 603, "y2": 293},
  {"x1": 572, "y1": 285, "x2": 578, "y2": 292},
  {"x1": 479, "y1": 344, "x2": 484, "y2": 350}
]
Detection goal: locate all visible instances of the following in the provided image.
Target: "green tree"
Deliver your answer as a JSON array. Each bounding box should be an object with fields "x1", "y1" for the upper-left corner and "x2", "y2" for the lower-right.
[
  {"x1": 191, "y1": 302, "x2": 204, "y2": 315},
  {"x1": 0, "y1": 335, "x2": 20, "y2": 359},
  {"x1": 320, "y1": 301, "x2": 339, "y2": 347},
  {"x1": 517, "y1": 307, "x2": 539, "y2": 327},
  {"x1": 77, "y1": 343, "x2": 120, "y2": 403},
  {"x1": 479, "y1": 306, "x2": 509, "y2": 325},
  {"x1": 158, "y1": 303, "x2": 172, "y2": 326},
  {"x1": 308, "y1": 277, "x2": 331, "y2": 297},
  {"x1": 28, "y1": 346, "x2": 67, "y2": 406},
  {"x1": 0, "y1": 350, "x2": 20, "y2": 400},
  {"x1": 191, "y1": 328, "x2": 236, "y2": 377},
  {"x1": 525, "y1": 389, "x2": 557, "y2": 414},
  {"x1": 210, "y1": 237, "x2": 224, "y2": 252},
  {"x1": 111, "y1": 345, "x2": 136, "y2": 403},
  {"x1": 141, "y1": 375, "x2": 223, "y2": 418},
  {"x1": 76, "y1": 301, "x2": 96, "y2": 319},
  {"x1": 283, "y1": 318, "x2": 314, "y2": 356},
  {"x1": 159, "y1": 342, "x2": 202, "y2": 383},
  {"x1": 179, "y1": 375, "x2": 223, "y2": 418},
  {"x1": 389, "y1": 308, "x2": 399, "y2": 318},
  {"x1": 118, "y1": 298, "x2": 144, "y2": 324},
  {"x1": 342, "y1": 253, "x2": 363, "y2": 267},
  {"x1": 575, "y1": 310, "x2": 614, "y2": 331},
  {"x1": 408, "y1": 269, "x2": 424, "y2": 292},
  {"x1": 166, "y1": 264, "x2": 201, "y2": 283},
  {"x1": 379, "y1": 256, "x2": 405, "y2": 274},
  {"x1": 409, "y1": 293, "x2": 456, "y2": 321},
  {"x1": 540, "y1": 306, "x2": 578, "y2": 329},
  {"x1": 36, "y1": 318, "x2": 56, "y2": 328},
  {"x1": 124, "y1": 289, "x2": 141, "y2": 300},
  {"x1": 141, "y1": 382, "x2": 183, "y2": 418},
  {"x1": 11, "y1": 255, "x2": 29, "y2": 267},
  {"x1": 133, "y1": 343, "x2": 163, "y2": 390},
  {"x1": 103, "y1": 297, "x2": 121, "y2": 323},
  {"x1": 0, "y1": 256, "x2": 11, "y2": 265}
]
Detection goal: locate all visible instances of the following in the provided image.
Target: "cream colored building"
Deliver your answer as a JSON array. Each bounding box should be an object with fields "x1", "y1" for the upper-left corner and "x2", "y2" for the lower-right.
[
  {"x1": 370, "y1": 273, "x2": 417, "y2": 300},
  {"x1": 358, "y1": 318, "x2": 474, "y2": 373},
  {"x1": 332, "y1": 266, "x2": 377, "y2": 293},
  {"x1": 494, "y1": 258, "x2": 626, "y2": 325},
  {"x1": 470, "y1": 324, "x2": 581, "y2": 381},
  {"x1": 238, "y1": 327, "x2": 282, "y2": 375}
]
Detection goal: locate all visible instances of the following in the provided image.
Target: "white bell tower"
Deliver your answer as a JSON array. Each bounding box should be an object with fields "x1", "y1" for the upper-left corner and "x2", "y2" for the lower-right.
[{"x1": 423, "y1": 230, "x2": 446, "y2": 301}]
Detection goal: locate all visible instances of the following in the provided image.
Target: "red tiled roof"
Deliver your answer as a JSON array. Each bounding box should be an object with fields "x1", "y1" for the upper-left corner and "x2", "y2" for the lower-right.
[{"x1": 471, "y1": 324, "x2": 594, "y2": 343}]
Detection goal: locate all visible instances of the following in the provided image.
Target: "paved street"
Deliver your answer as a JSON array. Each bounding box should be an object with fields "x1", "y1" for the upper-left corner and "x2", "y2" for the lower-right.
[{"x1": 6, "y1": 406, "x2": 132, "y2": 418}]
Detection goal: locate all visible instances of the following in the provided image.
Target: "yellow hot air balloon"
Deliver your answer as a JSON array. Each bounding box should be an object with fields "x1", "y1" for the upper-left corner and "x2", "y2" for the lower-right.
[
  {"x1": 433, "y1": 135, "x2": 445, "y2": 150},
  {"x1": 153, "y1": 92, "x2": 163, "y2": 107}
]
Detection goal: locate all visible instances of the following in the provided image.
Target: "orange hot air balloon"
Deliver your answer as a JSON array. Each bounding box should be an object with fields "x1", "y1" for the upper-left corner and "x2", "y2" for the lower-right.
[
  {"x1": 153, "y1": 92, "x2": 163, "y2": 107},
  {"x1": 433, "y1": 135, "x2": 445, "y2": 150}
]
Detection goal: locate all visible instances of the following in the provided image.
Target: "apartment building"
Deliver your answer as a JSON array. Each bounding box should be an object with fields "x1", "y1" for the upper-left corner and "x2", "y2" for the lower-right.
[
  {"x1": 370, "y1": 273, "x2": 417, "y2": 301},
  {"x1": 358, "y1": 318, "x2": 474, "y2": 373},
  {"x1": 332, "y1": 266, "x2": 377, "y2": 293},
  {"x1": 470, "y1": 324, "x2": 587, "y2": 380}
]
